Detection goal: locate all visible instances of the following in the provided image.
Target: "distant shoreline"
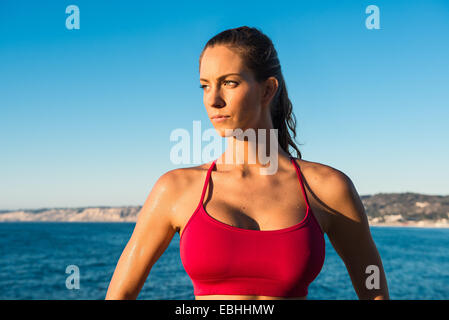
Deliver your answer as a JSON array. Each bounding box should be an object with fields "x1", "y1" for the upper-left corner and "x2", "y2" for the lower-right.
[
  {"x1": 1, "y1": 192, "x2": 449, "y2": 229},
  {"x1": 369, "y1": 222, "x2": 449, "y2": 229},
  {"x1": 0, "y1": 220, "x2": 448, "y2": 230}
]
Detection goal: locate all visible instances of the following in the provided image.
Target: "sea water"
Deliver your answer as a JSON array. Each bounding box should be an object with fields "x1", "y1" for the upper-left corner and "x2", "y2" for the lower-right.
[{"x1": 0, "y1": 223, "x2": 448, "y2": 299}]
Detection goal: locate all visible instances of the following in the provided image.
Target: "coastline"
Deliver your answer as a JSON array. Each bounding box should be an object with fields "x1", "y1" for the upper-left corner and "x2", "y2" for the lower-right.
[
  {"x1": 368, "y1": 221, "x2": 449, "y2": 229},
  {"x1": 0, "y1": 212, "x2": 448, "y2": 229},
  {"x1": 1, "y1": 200, "x2": 448, "y2": 229},
  {"x1": 0, "y1": 221, "x2": 448, "y2": 229},
  {"x1": 368, "y1": 215, "x2": 449, "y2": 228}
]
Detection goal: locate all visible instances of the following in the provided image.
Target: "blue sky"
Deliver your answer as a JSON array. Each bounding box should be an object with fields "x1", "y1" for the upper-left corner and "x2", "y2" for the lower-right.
[{"x1": 1, "y1": 0, "x2": 448, "y2": 210}]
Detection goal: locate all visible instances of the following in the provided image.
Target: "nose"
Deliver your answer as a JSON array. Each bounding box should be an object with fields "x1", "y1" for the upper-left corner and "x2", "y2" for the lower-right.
[{"x1": 204, "y1": 86, "x2": 226, "y2": 109}]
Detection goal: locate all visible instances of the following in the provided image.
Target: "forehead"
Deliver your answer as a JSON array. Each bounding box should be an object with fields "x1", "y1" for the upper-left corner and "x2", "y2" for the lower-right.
[{"x1": 199, "y1": 45, "x2": 247, "y2": 78}]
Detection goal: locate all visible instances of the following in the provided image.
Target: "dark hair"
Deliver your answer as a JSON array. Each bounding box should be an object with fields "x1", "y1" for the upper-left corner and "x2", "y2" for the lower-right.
[{"x1": 199, "y1": 26, "x2": 302, "y2": 159}]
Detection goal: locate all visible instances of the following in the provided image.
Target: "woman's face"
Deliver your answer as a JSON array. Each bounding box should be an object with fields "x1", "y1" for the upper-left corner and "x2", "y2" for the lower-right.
[{"x1": 199, "y1": 45, "x2": 271, "y2": 137}]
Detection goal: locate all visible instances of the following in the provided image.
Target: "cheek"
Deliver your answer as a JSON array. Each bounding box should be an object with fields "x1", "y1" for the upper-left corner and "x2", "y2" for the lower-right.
[{"x1": 235, "y1": 92, "x2": 261, "y2": 123}]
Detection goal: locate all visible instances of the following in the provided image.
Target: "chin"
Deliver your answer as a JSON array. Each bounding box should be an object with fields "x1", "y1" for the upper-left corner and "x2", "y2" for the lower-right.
[
  {"x1": 216, "y1": 128, "x2": 235, "y2": 138},
  {"x1": 217, "y1": 124, "x2": 255, "y2": 138}
]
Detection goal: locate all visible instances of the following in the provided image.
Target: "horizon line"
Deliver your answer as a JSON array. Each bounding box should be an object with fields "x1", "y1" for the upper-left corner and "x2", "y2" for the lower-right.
[{"x1": 1, "y1": 191, "x2": 448, "y2": 212}]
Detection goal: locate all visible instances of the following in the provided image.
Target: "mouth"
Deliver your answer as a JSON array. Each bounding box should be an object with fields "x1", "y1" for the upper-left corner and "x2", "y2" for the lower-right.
[{"x1": 211, "y1": 115, "x2": 230, "y2": 123}]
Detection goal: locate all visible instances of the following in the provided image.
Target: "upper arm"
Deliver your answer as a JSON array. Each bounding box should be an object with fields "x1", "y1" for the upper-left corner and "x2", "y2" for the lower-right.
[
  {"x1": 315, "y1": 168, "x2": 389, "y2": 299},
  {"x1": 105, "y1": 170, "x2": 181, "y2": 299}
]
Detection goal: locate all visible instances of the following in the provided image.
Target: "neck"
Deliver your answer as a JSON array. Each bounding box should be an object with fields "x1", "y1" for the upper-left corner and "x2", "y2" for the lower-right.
[{"x1": 216, "y1": 124, "x2": 290, "y2": 176}]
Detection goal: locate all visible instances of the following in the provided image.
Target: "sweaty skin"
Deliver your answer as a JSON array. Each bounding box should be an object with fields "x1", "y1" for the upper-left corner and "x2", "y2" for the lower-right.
[{"x1": 105, "y1": 45, "x2": 389, "y2": 300}]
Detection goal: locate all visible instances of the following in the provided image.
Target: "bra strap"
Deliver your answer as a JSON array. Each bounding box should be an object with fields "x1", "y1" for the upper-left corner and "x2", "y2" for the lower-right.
[
  {"x1": 199, "y1": 159, "x2": 217, "y2": 205},
  {"x1": 290, "y1": 157, "x2": 311, "y2": 209}
]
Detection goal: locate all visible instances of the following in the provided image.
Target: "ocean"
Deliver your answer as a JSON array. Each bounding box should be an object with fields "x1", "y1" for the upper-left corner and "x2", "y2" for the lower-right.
[{"x1": 0, "y1": 223, "x2": 448, "y2": 300}]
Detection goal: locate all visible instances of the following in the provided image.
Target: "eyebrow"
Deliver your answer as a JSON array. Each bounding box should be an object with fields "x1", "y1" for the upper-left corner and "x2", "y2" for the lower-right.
[{"x1": 199, "y1": 73, "x2": 242, "y2": 82}]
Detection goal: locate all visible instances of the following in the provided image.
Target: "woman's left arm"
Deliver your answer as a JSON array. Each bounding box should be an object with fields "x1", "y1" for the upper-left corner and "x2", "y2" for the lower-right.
[{"x1": 321, "y1": 170, "x2": 390, "y2": 300}]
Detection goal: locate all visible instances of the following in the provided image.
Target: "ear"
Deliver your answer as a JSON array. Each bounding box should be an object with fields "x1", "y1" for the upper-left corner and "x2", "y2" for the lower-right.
[{"x1": 261, "y1": 77, "x2": 279, "y2": 108}]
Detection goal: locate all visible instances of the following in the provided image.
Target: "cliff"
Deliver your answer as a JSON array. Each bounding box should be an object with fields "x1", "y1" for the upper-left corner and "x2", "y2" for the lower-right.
[{"x1": 1, "y1": 192, "x2": 448, "y2": 227}]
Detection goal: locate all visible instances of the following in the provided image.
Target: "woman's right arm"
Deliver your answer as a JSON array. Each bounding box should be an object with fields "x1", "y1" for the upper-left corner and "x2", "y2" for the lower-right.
[{"x1": 105, "y1": 171, "x2": 180, "y2": 300}]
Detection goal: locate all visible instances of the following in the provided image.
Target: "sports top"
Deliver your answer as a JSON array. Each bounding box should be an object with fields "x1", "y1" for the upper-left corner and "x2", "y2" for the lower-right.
[{"x1": 179, "y1": 157, "x2": 325, "y2": 297}]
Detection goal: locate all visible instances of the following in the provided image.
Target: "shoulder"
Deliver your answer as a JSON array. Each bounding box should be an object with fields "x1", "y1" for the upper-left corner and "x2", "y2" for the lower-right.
[
  {"x1": 291, "y1": 158, "x2": 352, "y2": 191},
  {"x1": 145, "y1": 162, "x2": 213, "y2": 229},
  {"x1": 292, "y1": 158, "x2": 365, "y2": 224},
  {"x1": 152, "y1": 162, "x2": 212, "y2": 198}
]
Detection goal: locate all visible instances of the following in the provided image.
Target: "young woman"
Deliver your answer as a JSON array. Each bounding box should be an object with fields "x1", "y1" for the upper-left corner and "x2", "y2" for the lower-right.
[{"x1": 106, "y1": 26, "x2": 389, "y2": 300}]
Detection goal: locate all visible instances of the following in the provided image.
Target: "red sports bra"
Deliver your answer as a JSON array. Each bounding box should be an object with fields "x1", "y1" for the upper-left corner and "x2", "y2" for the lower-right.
[{"x1": 179, "y1": 157, "x2": 325, "y2": 298}]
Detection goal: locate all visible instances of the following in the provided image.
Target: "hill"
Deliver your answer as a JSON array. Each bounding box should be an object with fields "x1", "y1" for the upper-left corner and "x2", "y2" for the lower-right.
[{"x1": 1, "y1": 193, "x2": 448, "y2": 227}]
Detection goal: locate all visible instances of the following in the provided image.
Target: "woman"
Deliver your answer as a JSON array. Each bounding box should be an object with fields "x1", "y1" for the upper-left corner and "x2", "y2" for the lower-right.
[{"x1": 106, "y1": 26, "x2": 389, "y2": 300}]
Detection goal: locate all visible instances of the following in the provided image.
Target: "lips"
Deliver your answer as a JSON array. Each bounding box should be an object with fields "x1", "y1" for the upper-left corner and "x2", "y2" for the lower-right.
[
  {"x1": 211, "y1": 115, "x2": 230, "y2": 122},
  {"x1": 211, "y1": 115, "x2": 230, "y2": 119}
]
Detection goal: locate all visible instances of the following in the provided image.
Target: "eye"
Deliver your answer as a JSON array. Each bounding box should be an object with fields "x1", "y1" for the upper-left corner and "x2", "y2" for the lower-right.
[
  {"x1": 223, "y1": 80, "x2": 238, "y2": 87},
  {"x1": 199, "y1": 81, "x2": 238, "y2": 90}
]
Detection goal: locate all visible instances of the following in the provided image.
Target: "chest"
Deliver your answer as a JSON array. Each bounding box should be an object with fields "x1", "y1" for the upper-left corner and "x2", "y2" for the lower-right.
[
  {"x1": 179, "y1": 205, "x2": 326, "y2": 297},
  {"x1": 201, "y1": 175, "x2": 310, "y2": 231}
]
